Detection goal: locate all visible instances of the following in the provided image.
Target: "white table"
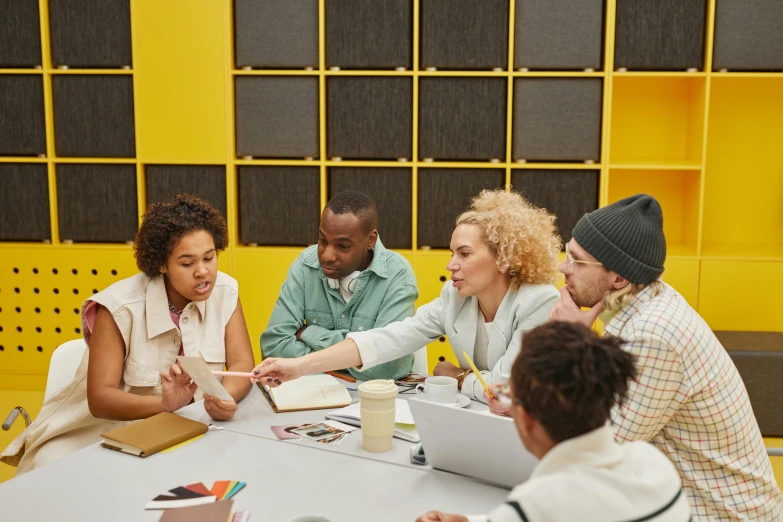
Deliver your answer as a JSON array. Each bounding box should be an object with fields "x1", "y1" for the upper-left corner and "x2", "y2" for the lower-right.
[
  {"x1": 178, "y1": 382, "x2": 489, "y2": 470},
  {"x1": 0, "y1": 383, "x2": 509, "y2": 521},
  {"x1": 0, "y1": 427, "x2": 508, "y2": 522}
]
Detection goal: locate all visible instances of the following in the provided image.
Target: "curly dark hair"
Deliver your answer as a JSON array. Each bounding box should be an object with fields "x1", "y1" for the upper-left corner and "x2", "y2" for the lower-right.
[
  {"x1": 134, "y1": 194, "x2": 228, "y2": 277},
  {"x1": 511, "y1": 321, "x2": 637, "y2": 443}
]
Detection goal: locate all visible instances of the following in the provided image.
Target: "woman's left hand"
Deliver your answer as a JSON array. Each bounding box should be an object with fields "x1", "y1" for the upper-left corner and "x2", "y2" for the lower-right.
[
  {"x1": 202, "y1": 394, "x2": 238, "y2": 421},
  {"x1": 416, "y1": 511, "x2": 468, "y2": 522},
  {"x1": 485, "y1": 383, "x2": 511, "y2": 417},
  {"x1": 433, "y1": 360, "x2": 462, "y2": 379}
]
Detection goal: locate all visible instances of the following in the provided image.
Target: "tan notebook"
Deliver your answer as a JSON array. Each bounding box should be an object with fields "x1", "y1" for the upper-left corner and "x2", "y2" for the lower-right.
[
  {"x1": 101, "y1": 412, "x2": 208, "y2": 458},
  {"x1": 158, "y1": 500, "x2": 233, "y2": 522},
  {"x1": 259, "y1": 374, "x2": 352, "y2": 413}
]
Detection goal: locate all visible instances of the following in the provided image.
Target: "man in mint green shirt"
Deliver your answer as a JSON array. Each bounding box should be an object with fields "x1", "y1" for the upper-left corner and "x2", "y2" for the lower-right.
[{"x1": 261, "y1": 190, "x2": 417, "y2": 380}]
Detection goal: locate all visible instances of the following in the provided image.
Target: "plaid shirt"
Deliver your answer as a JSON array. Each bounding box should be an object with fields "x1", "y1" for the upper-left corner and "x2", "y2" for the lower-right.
[{"x1": 606, "y1": 283, "x2": 783, "y2": 521}]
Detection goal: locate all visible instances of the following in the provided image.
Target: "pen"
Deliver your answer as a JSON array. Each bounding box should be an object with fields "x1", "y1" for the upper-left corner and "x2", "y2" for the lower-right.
[
  {"x1": 212, "y1": 370, "x2": 257, "y2": 378},
  {"x1": 462, "y1": 351, "x2": 495, "y2": 399},
  {"x1": 325, "y1": 370, "x2": 357, "y2": 383}
]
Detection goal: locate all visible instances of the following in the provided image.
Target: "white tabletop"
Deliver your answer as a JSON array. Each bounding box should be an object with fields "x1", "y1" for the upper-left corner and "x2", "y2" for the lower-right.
[
  {"x1": 177, "y1": 382, "x2": 489, "y2": 470},
  {"x1": 0, "y1": 428, "x2": 509, "y2": 522}
]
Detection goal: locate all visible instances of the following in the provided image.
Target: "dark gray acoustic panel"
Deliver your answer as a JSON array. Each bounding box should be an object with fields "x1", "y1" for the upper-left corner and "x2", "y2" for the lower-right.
[
  {"x1": 235, "y1": 76, "x2": 319, "y2": 158},
  {"x1": 421, "y1": 0, "x2": 508, "y2": 69},
  {"x1": 0, "y1": 0, "x2": 42, "y2": 67},
  {"x1": 145, "y1": 165, "x2": 227, "y2": 219},
  {"x1": 48, "y1": 0, "x2": 132, "y2": 68},
  {"x1": 327, "y1": 77, "x2": 412, "y2": 160},
  {"x1": 326, "y1": 0, "x2": 411, "y2": 69},
  {"x1": 713, "y1": 1, "x2": 783, "y2": 71},
  {"x1": 238, "y1": 166, "x2": 320, "y2": 246},
  {"x1": 718, "y1": 330, "x2": 783, "y2": 437},
  {"x1": 419, "y1": 77, "x2": 506, "y2": 161},
  {"x1": 52, "y1": 75, "x2": 135, "y2": 158},
  {"x1": 614, "y1": 0, "x2": 706, "y2": 70},
  {"x1": 0, "y1": 75, "x2": 46, "y2": 155},
  {"x1": 417, "y1": 168, "x2": 504, "y2": 248},
  {"x1": 56, "y1": 164, "x2": 137, "y2": 243},
  {"x1": 513, "y1": 78, "x2": 602, "y2": 162},
  {"x1": 514, "y1": 0, "x2": 604, "y2": 70},
  {"x1": 329, "y1": 168, "x2": 412, "y2": 249},
  {"x1": 511, "y1": 170, "x2": 599, "y2": 244},
  {"x1": 0, "y1": 163, "x2": 50, "y2": 241},
  {"x1": 234, "y1": 0, "x2": 318, "y2": 68}
]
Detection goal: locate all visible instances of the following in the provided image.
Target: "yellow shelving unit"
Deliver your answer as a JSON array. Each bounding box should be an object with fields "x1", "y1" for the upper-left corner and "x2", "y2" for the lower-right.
[{"x1": 1, "y1": 0, "x2": 782, "y2": 388}]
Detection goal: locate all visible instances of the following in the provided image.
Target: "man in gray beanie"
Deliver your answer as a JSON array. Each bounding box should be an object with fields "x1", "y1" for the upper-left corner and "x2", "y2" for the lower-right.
[{"x1": 547, "y1": 194, "x2": 782, "y2": 521}]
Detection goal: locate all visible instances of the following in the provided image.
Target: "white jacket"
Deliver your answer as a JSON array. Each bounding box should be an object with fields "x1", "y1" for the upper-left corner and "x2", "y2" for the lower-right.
[
  {"x1": 470, "y1": 425, "x2": 691, "y2": 522},
  {"x1": 347, "y1": 281, "x2": 558, "y2": 401}
]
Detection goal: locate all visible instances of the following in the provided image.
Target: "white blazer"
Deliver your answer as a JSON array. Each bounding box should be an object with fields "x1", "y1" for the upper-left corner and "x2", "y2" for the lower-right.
[{"x1": 347, "y1": 281, "x2": 558, "y2": 401}]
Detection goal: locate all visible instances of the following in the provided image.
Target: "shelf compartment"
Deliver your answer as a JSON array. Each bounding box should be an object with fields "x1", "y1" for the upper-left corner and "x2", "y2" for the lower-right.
[
  {"x1": 513, "y1": 78, "x2": 602, "y2": 162},
  {"x1": 0, "y1": 75, "x2": 46, "y2": 156},
  {"x1": 0, "y1": 0, "x2": 42, "y2": 67},
  {"x1": 416, "y1": 168, "x2": 505, "y2": 249},
  {"x1": 419, "y1": 77, "x2": 506, "y2": 161},
  {"x1": 0, "y1": 163, "x2": 50, "y2": 241},
  {"x1": 614, "y1": 0, "x2": 706, "y2": 71},
  {"x1": 235, "y1": 76, "x2": 319, "y2": 159},
  {"x1": 514, "y1": 0, "x2": 603, "y2": 71},
  {"x1": 48, "y1": 0, "x2": 132, "y2": 68},
  {"x1": 145, "y1": 165, "x2": 228, "y2": 219},
  {"x1": 237, "y1": 166, "x2": 320, "y2": 246},
  {"x1": 420, "y1": 0, "x2": 508, "y2": 70},
  {"x1": 608, "y1": 168, "x2": 700, "y2": 257},
  {"x1": 234, "y1": 0, "x2": 318, "y2": 69},
  {"x1": 511, "y1": 169, "x2": 599, "y2": 244},
  {"x1": 609, "y1": 76, "x2": 705, "y2": 165},
  {"x1": 52, "y1": 75, "x2": 136, "y2": 158},
  {"x1": 327, "y1": 77, "x2": 412, "y2": 160},
  {"x1": 326, "y1": 0, "x2": 411, "y2": 69},
  {"x1": 713, "y1": 0, "x2": 783, "y2": 72},
  {"x1": 703, "y1": 77, "x2": 783, "y2": 260},
  {"x1": 56, "y1": 163, "x2": 138, "y2": 243},
  {"x1": 328, "y1": 167, "x2": 412, "y2": 249},
  {"x1": 700, "y1": 260, "x2": 783, "y2": 331}
]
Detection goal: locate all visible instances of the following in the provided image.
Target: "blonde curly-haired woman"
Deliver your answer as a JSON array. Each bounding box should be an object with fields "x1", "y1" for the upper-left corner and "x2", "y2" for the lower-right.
[{"x1": 253, "y1": 189, "x2": 561, "y2": 404}]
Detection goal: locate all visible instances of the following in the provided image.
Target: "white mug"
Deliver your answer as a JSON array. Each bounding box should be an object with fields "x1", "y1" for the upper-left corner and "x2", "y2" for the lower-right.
[{"x1": 416, "y1": 376, "x2": 459, "y2": 404}]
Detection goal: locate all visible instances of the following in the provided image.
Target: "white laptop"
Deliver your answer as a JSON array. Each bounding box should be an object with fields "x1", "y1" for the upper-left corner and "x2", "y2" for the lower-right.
[{"x1": 409, "y1": 397, "x2": 539, "y2": 488}]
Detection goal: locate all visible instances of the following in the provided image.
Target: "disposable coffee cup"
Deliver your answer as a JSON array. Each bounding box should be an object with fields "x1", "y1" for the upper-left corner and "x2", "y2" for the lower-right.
[{"x1": 358, "y1": 379, "x2": 398, "y2": 452}]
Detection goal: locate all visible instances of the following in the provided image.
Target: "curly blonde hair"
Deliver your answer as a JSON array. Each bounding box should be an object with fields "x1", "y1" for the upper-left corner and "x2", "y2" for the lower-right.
[{"x1": 456, "y1": 189, "x2": 561, "y2": 289}]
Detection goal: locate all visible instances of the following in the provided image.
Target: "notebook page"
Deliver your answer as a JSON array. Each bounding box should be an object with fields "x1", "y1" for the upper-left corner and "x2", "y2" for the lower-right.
[{"x1": 268, "y1": 374, "x2": 352, "y2": 410}]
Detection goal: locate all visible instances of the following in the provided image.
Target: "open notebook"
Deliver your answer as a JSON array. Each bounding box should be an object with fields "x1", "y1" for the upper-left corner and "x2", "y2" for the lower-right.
[
  {"x1": 258, "y1": 374, "x2": 352, "y2": 412},
  {"x1": 325, "y1": 399, "x2": 420, "y2": 442}
]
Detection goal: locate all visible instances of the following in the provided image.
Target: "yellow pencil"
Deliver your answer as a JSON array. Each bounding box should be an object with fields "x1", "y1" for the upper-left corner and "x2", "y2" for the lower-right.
[{"x1": 462, "y1": 351, "x2": 495, "y2": 399}]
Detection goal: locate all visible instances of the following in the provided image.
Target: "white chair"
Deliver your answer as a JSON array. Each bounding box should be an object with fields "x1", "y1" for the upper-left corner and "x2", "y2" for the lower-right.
[
  {"x1": 2, "y1": 339, "x2": 86, "y2": 431},
  {"x1": 411, "y1": 346, "x2": 429, "y2": 376},
  {"x1": 44, "y1": 339, "x2": 87, "y2": 402}
]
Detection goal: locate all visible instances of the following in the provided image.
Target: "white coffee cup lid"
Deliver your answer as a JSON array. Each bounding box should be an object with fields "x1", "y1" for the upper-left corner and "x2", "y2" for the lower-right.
[{"x1": 358, "y1": 379, "x2": 398, "y2": 399}]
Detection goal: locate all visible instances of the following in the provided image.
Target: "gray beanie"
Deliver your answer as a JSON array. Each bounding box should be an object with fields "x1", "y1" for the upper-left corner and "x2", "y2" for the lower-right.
[{"x1": 572, "y1": 194, "x2": 666, "y2": 284}]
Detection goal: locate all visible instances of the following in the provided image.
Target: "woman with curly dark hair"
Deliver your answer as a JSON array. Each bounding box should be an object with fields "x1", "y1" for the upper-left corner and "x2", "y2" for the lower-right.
[{"x1": 2, "y1": 195, "x2": 255, "y2": 474}]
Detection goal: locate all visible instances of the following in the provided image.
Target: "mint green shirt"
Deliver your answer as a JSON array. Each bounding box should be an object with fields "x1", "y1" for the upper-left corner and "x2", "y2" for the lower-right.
[{"x1": 261, "y1": 238, "x2": 417, "y2": 380}]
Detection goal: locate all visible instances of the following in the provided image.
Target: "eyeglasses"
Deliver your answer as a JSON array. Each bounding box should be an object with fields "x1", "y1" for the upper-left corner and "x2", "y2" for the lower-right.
[{"x1": 564, "y1": 244, "x2": 603, "y2": 274}]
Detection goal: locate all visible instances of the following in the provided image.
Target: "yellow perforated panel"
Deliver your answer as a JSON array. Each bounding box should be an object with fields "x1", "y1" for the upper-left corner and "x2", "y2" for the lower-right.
[{"x1": 0, "y1": 246, "x2": 135, "y2": 389}]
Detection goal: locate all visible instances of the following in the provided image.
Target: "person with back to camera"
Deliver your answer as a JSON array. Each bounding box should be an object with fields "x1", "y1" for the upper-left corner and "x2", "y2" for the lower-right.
[
  {"x1": 2, "y1": 195, "x2": 255, "y2": 473},
  {"x1": 416, "y1": 321, "x2": 691, "y2": 522}
]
